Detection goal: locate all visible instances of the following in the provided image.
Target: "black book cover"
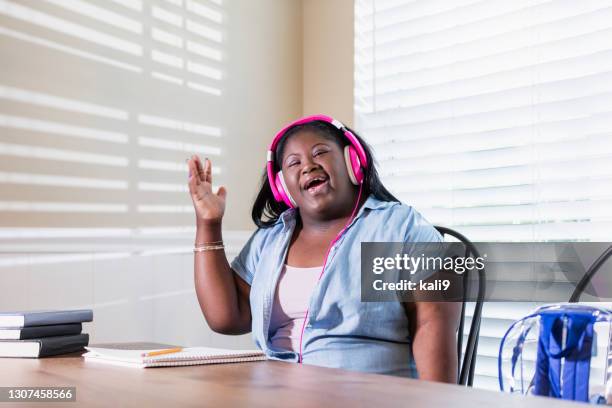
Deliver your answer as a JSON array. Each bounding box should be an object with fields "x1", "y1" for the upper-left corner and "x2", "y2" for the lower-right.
[
  {"x1": 0, "y1": 333, "x2": 89, "y2": 358},
  {"x1": 0, "y1": 310, "x2": 93, "y2": 328},
  {"x1": 38, "y1": 333, "x2": 89, "y2": 357},
  {"x1": 0, "y1": 323, "x2": 83, "y2": 340}
]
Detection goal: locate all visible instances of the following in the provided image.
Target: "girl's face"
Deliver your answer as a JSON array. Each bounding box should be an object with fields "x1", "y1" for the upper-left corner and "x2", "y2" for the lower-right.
[{"x1": 280, "y1": 130, "x2": 357, "y2": 218}]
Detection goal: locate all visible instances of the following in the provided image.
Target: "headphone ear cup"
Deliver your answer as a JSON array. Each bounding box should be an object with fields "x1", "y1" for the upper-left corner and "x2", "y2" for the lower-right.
[
  {"x1": 344, "y1": 145, "x2": 364, "y2": 185},
  {"x1": 275, "y1": 171, "x2": 297, "y2": 208}
]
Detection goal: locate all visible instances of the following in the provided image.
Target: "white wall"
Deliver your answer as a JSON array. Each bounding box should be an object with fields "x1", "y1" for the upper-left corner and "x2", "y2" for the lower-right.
[{"x1": 0, "y1": 232, "x2": 252, "y2": 348}]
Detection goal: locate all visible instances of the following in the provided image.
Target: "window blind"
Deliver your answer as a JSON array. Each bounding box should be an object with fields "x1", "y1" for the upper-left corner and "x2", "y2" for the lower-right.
[
  {"x1": 355, "y1": 0, "x2": 612, "y2": 389},
  {"x1": 0, "y1": 0, "x2": 224, "y2": 237}
]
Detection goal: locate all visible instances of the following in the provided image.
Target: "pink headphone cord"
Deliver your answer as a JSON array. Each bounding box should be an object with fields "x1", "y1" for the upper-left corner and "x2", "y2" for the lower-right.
[{"x1": 297, "y1": 183, "x2": 364, "y2": 364}]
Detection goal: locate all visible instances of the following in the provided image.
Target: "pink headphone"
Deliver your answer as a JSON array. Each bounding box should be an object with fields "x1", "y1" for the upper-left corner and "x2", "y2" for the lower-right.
[{"x1": 266, "y1": 114, "x2": 369, "y2": 208}]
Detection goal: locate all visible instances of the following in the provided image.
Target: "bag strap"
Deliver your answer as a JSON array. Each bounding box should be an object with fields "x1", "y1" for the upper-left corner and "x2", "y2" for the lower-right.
[
  {"x1": 534, "y1": 312, "x2": 596, "y2": 401},
  {"x1": 499, "y1": 313, "x2": 538, "y2": 392}
]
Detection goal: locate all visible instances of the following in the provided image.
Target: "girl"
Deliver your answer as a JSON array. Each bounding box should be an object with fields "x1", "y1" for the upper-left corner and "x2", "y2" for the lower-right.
[{"x1": 187, "y1": 115, "x2": 459, "y2": 382}]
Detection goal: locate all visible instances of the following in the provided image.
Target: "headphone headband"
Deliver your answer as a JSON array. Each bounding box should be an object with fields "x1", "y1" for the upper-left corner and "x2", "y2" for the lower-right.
[{"x1": 267, "y1": 114, "x2": 368, "y2": 167}]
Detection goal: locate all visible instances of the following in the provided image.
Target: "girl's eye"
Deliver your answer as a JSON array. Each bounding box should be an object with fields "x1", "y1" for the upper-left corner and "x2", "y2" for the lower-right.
[
  {"x1": 288, "y1": 161, "x2": 299, "y2": 167},
  {"x1": 314, "y1": 150, "x2": 327, "y2": 157}
]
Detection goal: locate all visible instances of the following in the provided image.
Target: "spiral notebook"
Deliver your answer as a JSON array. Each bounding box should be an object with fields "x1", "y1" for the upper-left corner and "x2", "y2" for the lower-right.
[{"x1": 83, "y1": 346, "x2": 266, "y2": 368}]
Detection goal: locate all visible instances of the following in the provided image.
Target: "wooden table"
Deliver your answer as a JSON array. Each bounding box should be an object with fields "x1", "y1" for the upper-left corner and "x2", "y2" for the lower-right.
[{"x1": 0, "y1": 344, "x2": 583, "y2": 408}]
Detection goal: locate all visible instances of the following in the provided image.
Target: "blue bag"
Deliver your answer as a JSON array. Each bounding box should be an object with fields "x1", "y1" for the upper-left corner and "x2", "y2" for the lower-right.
[{"x1": 499, "y1": 304, "x2": 612, "y2": 403}]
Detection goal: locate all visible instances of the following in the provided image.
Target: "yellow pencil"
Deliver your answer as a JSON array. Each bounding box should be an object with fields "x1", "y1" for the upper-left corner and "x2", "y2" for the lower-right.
[{"x1": 141, "y1": 347, "x2": 183, "y2": 357}]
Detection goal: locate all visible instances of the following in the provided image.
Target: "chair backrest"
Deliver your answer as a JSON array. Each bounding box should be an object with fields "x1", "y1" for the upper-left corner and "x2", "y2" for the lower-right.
[
  {"x1": 434, "y1": 226, "x2": 486, "y2": 386},
  {"x1": 569, "y1": 245, "x2": 612, "y2": 302}
]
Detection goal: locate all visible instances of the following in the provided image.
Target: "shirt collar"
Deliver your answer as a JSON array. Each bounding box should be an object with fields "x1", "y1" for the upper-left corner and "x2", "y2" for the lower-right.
[
  {"x1": 361, "y1": 194, "x2": 392, "y2": 211},
  {"x1": 278, "y1": 207, "x2": 297, "y2": 228},
  {"x1": 275, "y1": 194, "x2": 393, "y2": 228}
]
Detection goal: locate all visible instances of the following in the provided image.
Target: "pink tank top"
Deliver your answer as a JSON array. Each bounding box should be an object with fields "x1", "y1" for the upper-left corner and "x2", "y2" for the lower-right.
[{"x1": 269, "y1": 264, "x2": 323, "y2": 352}]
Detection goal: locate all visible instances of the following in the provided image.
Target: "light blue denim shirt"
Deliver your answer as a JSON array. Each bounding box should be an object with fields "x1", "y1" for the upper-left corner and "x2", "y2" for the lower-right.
[{"x1": 230, "y1": 194, "x2": 442, "y2": 377}]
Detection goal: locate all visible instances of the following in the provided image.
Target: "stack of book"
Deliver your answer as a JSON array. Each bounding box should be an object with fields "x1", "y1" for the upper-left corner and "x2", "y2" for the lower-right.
[{"x1": 0, "y1": 309, "x2": 92, "y2": 358}]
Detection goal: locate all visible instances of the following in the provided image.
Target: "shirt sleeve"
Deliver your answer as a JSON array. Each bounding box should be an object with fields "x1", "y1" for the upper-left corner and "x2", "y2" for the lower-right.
[
  {"x1": 230, "y1": 228, "x2": 265, "y2": 285},
  {"x1": 403, "y1": 207, "x2": 444, "y2": 283},
  {"x1": 404, "y1": 207, "x2": 443, "y2": 243}
]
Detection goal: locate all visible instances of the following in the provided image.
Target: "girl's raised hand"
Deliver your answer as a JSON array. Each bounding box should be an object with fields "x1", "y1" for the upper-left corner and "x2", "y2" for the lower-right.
[{"x1": 187, "y1": 155, "x2": 227, "y2": 225}]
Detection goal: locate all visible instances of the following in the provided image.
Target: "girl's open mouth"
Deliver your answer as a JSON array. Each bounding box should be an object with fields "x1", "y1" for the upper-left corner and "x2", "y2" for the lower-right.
[{"x1": 305, "y1": 178, "x2": 329, "y2": 195}]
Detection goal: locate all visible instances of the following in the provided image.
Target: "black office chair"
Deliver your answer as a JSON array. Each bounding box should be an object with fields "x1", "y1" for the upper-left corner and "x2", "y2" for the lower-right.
[
  {"x1": 569, "y1": 244, "x2": 612, "y2": 302},
  {"x1": 435, "y1": 226, "x2": 486, "y2": 387}
]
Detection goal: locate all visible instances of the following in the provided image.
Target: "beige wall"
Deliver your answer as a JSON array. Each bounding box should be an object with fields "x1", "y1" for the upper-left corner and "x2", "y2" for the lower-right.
[
  {"x1": 0, "y1": 0, "x2": 355, "y2": 348},
  {"x1": 0, "y1": 0, "x2": 304, "y2": 347},
  {"x1": 302, "y1": 0, "x2": 354, "y2": 127},
  {"x1": 0, "y1": 0, "x2": 354, "y2": 232},
  {"x1": 0, "y1": 0, "x2": 303, "y2": 232},
  {"x1": 222, "y1": 0, "x2": 303, "y2": 229}
]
